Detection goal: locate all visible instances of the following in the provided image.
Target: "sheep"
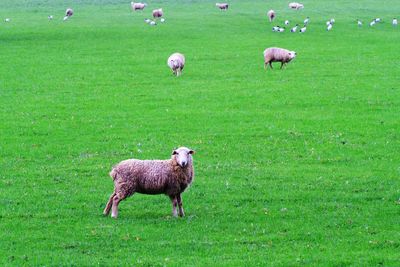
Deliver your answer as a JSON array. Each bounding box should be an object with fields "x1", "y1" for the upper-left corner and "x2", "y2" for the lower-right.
[
  {"x1": 267, "y1": 10, "x2": 275, "y2": 22},
  {"x1": 103, "y1": 147, "x2": 196, "y2": 218},
  {"x1": 167, "y1": 53, "x2": 185, "y2": 76},
  {"x1": 131, "y1": 2, "x2": 147, "y2": 11},
  {"x1": 288, "y1": 2, "x2": 304, "y2": 10},
  {"x1": 63, "y1": 8, "x2": 73, "y2": 21},
  {"x1": 152, "y1": 8, "x2": 163, "y2": 18},
  {"x1": 263, "y1": 47, "x2": 296, "y2": 70},
  {"x1": 216, "y1": 3, "x2": 229, "y2": 10}
]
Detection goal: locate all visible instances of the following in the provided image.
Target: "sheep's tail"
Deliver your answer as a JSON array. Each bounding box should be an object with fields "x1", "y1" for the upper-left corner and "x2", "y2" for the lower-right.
[{"x1": 109, "y1": 168, "x2": 118, "y2": 180}]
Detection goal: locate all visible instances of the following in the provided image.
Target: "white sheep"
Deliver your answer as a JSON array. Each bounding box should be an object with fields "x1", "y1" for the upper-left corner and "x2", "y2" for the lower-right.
[
  {"x1": 63, "y1": 8, "x2": 73, "y2": 21},
  {"x1": 153, "y1": 8, "x2": 163, "y2": 18},
  {"x1": 288, "y1": 2, "x2": 304, "y2": 10},
  {"x1": 267, "y1": 10, "x2": 275, "y2": 22},
  {"x1": 103, "y1": 147, "x2": 196, "y2": 218},
  {"x1": 263, "y1": 47, "x2": 296, "y2": 70},
  {"x1": 216, "y1": 3, "x2": 229, "y2": 10},
  {"x1": 131, "y1": 2, "x2": 147, "y2": 11},
  {"x1": 167, "y1": 53, "x2": 185, "y2": 76}
]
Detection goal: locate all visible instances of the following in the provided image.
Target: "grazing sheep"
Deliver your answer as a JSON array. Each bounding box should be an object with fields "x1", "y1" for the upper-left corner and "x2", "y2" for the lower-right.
[
  {"x1": 289, "y1": 2, "x2": 304, "y2": 10},
  {"x1": 167, "y1": 53, "x2": 185, "y2": 76},
  {"x1": 63, "y1": 8, "x2": 73, "y2": 21},
  {"x1": 153, "y1": 8, "x2": 163, "y2": 18},
  {"x1": 263, "y1": 47, "x2": 296, "y2": 70},
  {"x1": 216, "y1": 3, "x2": 229, "y2": 10},
  {"x1": 393, "y1": 18, "x2": 398, "y2": 26},
  {"x1": 131, "y1": 2, "x2": 147, "y2": 11},
  {"x1": 103, "y1": 147, "x2": 196, "y2": 218},
  {"x1": 267, "y1": 10, "x2": 275, "y2": 22}
]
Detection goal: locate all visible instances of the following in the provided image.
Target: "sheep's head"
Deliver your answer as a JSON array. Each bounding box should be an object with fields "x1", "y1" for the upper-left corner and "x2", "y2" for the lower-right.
[
  {"x1": 172, "y1": 147, "x2": 195, "y2": 168},
  {"x1": 288, "y1": 51, "x2": 297, "y2": 60}
]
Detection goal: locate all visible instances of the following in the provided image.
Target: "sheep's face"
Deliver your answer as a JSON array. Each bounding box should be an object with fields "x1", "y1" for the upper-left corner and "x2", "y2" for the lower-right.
[
  {"x1": 172, "y1": 147, "x2": 195, "y2": 168},
  {"x1": 288, "y1": 51, "x2": 297, "y2": 60}
]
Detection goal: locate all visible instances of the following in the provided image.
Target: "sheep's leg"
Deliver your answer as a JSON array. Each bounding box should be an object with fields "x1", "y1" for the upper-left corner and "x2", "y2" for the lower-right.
[
  {"x1": 103, "y1": 192, "x2": 116, "y2": 216},
  {"x1": 269, "y1": 62, "x2": 273, "y2": 69},
  {"x1": 280, "y1": 62, "x2": 284, "y2": 69},
  {"x1": 170, "y1": 196, "x2": 178, "y2": 217},
  {"x1": 177, "y1": 194, "x2": 185, "y2": 217},
  {"x1": 111, "y1": 192, "x2": 128, "y2": 219}
]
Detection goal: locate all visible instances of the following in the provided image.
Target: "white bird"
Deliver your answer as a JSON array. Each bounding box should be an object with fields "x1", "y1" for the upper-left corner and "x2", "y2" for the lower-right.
[
  {"x1": 285, "y1": 20, "x2": 289, "y2": 25},
  {"x1": 370, "y1": 20, "x2": 376, "y2": 26},
  {"x1": 160, "y1": 18, "x2": 165, "y2": 23},
  {"x1": 291, "y1": 24, "x2": 298, "y2": 32},
  {"x1": 375, "y1": 18, "x2": 381, "y2": 23},
  {"x1": 304, "y1": 17, "x2": 309, "y2": 25},
  {"x1": 4, "y1": 18, "x2": 11, "y2": 22},
  {"x1": 330, "y1": 18, "x2": 335, "y2": 24},
  {"x1": 357, "y1": 19, "x2": 362, "y2": 27},
  {"x1": 300, "y1": 26, "x2": 307, "y2": 33},
  {"x1": 144, "y1": 18, "x2": 151, "y2": 23},
  {"x1": 48, "y1": 15, "x2": 53, "y2": 20},
  {"x1": 272, "y1": 25, "x2": 280, "y2": 32},
  {"x1": 150, "y1": 21, "x2": 156, "y2": 26},
  {"x1": 327, "y1": 23, "x2": 332, "y2": 31},
  {"x1": 278, "y1": 27, "x2": 285, "y2": 32},
  {"x1": 393, "y1": 18, "x2": 398, "y2": 26},
  {"x1": 326, "y1": 21, "x2": 331, "y2": 26}
]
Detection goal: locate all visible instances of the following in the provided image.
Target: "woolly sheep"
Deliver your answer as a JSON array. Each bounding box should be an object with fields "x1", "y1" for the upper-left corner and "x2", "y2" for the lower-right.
[
  {"x1": 167, "y1": 53, "x2": 185, "y2": 76},
  {"x1": 153, "y1": 8, "x2": 163, "y2": 18},
  {"x1": 263, "y1": 47, "x2": 296, "y2": 70},
  {"x1": 267, "y1": 10, "x2": 275, "y2": 22},
  {"x1": 216, "y1": 3, "x2": 229, "y2": 10},
  {"x1": 131, "y1": 2, "x2": 147, "y2": 11},
  {"x1": 289, "y1": 2, "x2": 304, "y2": 10},
  {"x1": 103, "y1": 147, "x2": 196, "y2": 218},
  {"x1": 63, "y1": 8, "x2": 73, "y2": 21}
]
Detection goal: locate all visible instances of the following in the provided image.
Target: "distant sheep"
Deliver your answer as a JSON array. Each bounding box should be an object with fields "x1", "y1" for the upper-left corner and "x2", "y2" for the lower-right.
[
  {"x1": 263, "y1": 47, "x2": 296, "y2": 70},
  {"x1": 64, "y1": 8, "x2": 73, "y2": 21},
  {"x1": 216, "y1": 3, "x2": 229, "y2": 10},
  {"x1": 289, "y1": 2, "x2": 304, "y2": 10},
  {"x1": 267, "y1": 10, "x2": 275, "y2": 22},
  {"x1": 153, "y1": 8, "x2": 163, "y2": 18},
  {"x1": 103, "y1": 147, "x2": 196, "y2": 218},
  {"x1": 131, "y1": 2, "x2": 147, "y2": 11},
  {"x1": 167, "y1": 53, "x2": 185, "y2": 76}
]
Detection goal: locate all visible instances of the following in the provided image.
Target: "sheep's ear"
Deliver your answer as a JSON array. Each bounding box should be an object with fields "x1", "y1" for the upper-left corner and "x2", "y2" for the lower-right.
[
  {"x1": 172, "y1": 150, "x2": 178, "y2": 155},
  {"x1": 189, "y1": 150, "x2": 195, "y2": 155}
]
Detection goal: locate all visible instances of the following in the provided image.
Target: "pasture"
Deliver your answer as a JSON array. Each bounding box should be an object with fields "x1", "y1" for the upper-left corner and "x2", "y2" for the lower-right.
[{"x1": 0, "y1": 0, "x2": 399, "y2": 265}]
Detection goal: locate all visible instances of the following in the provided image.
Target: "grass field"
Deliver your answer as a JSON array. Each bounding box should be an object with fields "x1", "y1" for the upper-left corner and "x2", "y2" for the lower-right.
[{"x1": 1, "y1": 0, "x2": 400, "y2": 266}]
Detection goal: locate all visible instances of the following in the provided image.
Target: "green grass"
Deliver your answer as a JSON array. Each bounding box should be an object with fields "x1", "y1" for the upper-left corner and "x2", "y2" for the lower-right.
[{"x1": 1, "y1": 0, "x2": 399, "y2": 266}]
